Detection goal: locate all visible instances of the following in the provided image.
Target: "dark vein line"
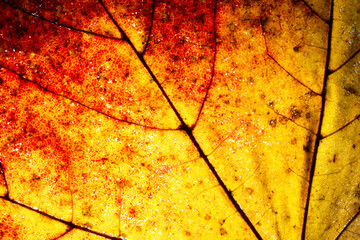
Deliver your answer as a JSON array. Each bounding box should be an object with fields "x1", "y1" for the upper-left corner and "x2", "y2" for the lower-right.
[
  {"x1": 2, "y1": 0, "x2": 124, "y2": 42},
  {"x1": 0, "y1": 65, "x2": 176, "y2": 131},
  {"x1": 192, "y1": 0, "x2": 218, "y2": 129},
  {"x1": 0, "y1": 160, "x2": 9, "y2": 198},
  {"x1": 98, "y1": 0, "x2": 185, "y2": 129},
  {"x1": 260, "y1": 16, "x2": 269, "y2": 52},
  {"x1": 329, "y1": 48, "x2": 360, "y2": 73},
  {"x1": 322, "y1": 114, "x2": 360, "y2": 139},
  {"x1": 98, "y1": 0, "x2": 263, "y2": 239},
  {"x1": 267, "y1": 54, "x2": 321, "y2": 96},
  {"x1": 141, "y1": 0, "x2": 156, "y2": 56},
  {"x1": 300, "y1": 0, "x2": 328, "y2": 22},
  {"x1": 301, "y1": 0, "x2": 334, "y2": 239},
  {"x1": 0, "y1": 196, "x2": 124, "y2": 240},
  {"x1": 335, "y1": 209, "x2": 360, "y2": 240}
]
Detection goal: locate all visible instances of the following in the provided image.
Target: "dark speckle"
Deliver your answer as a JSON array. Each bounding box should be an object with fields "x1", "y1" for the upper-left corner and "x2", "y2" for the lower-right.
[
  {"x1": 353, "y1": 144, "x2": 356, "y2": 149},
  {"x1": 220, "y1": 227, "x2": 227, "y2": 235},
  {"x1": 293, "y1": 45, "x2": 300, "y2": 52},
  {"x1": 344, "y1": 86, "x2": 357, "y2": 95},
  {"x1": 354, "y1": 184, "x2": 360, "y2": 198},
  {"x1": 303, "y1": 136, "x2": 312, "y2": 153},
  {"x1": 269, "y1": 119, "x2": 277, "y2": 127},
  {"x1": 303, "y1": 145, "x2": 310, "y2": 152},
  {"x1": 290, "y1": 106, "x2": 302, "y2": 120},
  {"x1": 185, "y1": 230, "x2": 191, "y2": 236}
]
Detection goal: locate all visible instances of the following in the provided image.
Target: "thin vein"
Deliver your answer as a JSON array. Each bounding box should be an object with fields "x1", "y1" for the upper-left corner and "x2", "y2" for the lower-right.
[
  {"x1": 98, "y1": 0, "x2": 186, "y2": 129},
  {"x1": 301, "y1": 0, "x2": 334, "y2": 238},
  {"x1": 51, "y1": 226, "x2": 74, "y2": 240},
  {"x1": 205, "y1": 123, "x2": 245, "y2": 157},
  {"x1": 322, "y1": 114, "x2": 360, "y2": 139},
  {"x1": 285, "y1": 160, "x2": 308, "y2": 182},
  {"x1": 98, "y1": 0, "x2": 263, "y2": 238},
  {"x1": 300, "y1": 0, "x2": 328, "y2": 22},
  {"x1": 268, "y1": 106, "x2": 317, "y2": 135},
  {"x1": 232, "y1": 166, "x2": 260, "y2": 193},
  {"x1": 192, "y1": 0, "x2": 218, "y2": 129},
  {"x1": 261, "y1": 13, "x2": 322, "y2": 96},
  {"x1": 330, "y1": 48, "x2": 360, "y2": 73},
  {"x1": 0, "y1": 161, "x2": 9, "y2": 198},
  {"x1": 0, "y1": 196, "x2": 125, "y2": 240},
  {"x1": 141, "y1": 0, "x2": 156, "y2": 56},
  {"x1": 335, "y1": 209, "x2": 360, "y2": 240},
  {"x1": 315, "y1": 159, "x2": 358, "y2": 176},
  {"x1": 2, "y1": 0, "x2": 124, "y2": 41},
  {"x1": 0, "y1": 65, "x2": 176, "y2": 131},
  {"x1": 267, "y1": 54, "x2": 320, "y2": 96}
]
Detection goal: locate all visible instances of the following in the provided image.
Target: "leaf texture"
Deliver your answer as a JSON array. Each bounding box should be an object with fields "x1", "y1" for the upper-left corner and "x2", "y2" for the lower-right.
[{"x1": 0, "y1": 0, "x2": 359, "y2": 239}]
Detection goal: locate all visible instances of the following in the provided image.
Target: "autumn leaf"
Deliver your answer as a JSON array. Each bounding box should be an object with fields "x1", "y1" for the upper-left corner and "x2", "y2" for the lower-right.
[{"x1": 0, "y1": 0, "x2": 359, "y2": 239}]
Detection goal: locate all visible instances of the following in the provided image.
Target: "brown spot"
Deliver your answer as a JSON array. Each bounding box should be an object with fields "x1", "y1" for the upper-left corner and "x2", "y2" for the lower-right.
[
  {"x1": 31, "y1": 174, "x2": 41, "y2": 181},
  {"x1": 185, "y1": 230, "x2": 191, "y2": 236},
  {"x1": 303, "y1": 145, "x2": 310, "y2": 152},
  {"x1": 290, "y1": 138, "x2": 297, "y2": 145},
  {"x1": 344, "y1": 86, "x2": 357, "y2": 95},
  {"x1": 269, "y1": 119, "x2": 277, "y2": 127},
  {"x1": 204, "y1": 214, "x2": 211, "y2": 220},
  {"x1": 83, "y1": 222, "x2": 93, "y2": 229},
  {"x1": 234, "y1": 176, "x2": 239, "y2": 181},
  {"x1": 82, "y1": 206, "x2": 92, "y2": 217},
  {"x1": 290, "y1": 106, "x2": 302, "y2": 120},
  {"x1": 353, "y1": 144, "x2": 356, "y2": 149},
  {"x1": 220, "y1": 227, "x2": 227, "y2": 235},
  {"x1": 306, "y1": 112, "x2": 311, "y2": 119},
  {"x1": 303, "y1": 135, "x2": 312, "y2": 153},
  {"x1": 293, "y1": 45, "x2": 300, "y2": 52},
  {"x1": 249, "y1": 77, "x2": 254, "y2": 85},
  {"x1": 245, "y1": 187, "x2": 254, "y2": 195}
]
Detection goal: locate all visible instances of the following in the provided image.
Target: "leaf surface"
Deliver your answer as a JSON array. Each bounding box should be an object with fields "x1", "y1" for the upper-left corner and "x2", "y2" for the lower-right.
[{"x1": 0, "y1": 0, "x2": 359, "y2": 239}]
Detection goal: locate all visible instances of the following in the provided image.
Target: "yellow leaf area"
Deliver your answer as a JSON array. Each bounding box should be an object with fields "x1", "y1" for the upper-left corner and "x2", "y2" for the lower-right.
[{"x1": 0, "y1": 0, "x2": 358, "y2": 240}]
